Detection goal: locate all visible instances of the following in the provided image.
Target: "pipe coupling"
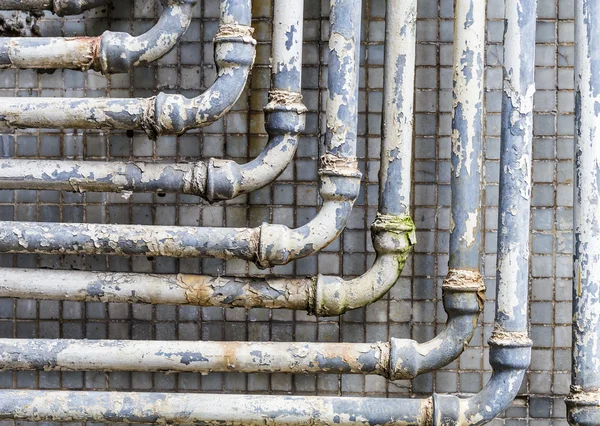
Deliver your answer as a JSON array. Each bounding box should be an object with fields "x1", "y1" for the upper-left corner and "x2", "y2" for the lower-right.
[
  {"x1": 265, "y1": 91, "x2": 307, "y2": 136},
  {"x1": 205, "y1": 159, "x2": 242, "y2": 202},
  {"x1": 566, "y1": 387, "x2": 600, "y2": 426},
  {"x1": 488, "y1": 329, "x2": 532, "y2": 371},
  {"x1": 371, "y1": 213, "x2": 416, "y2": 253},
  {"x1": 318, "y1": 154, "x2": 362, "y2": 202},
  {"x1": 442, "y1": 269, "x2": 485, "y2": 316}
]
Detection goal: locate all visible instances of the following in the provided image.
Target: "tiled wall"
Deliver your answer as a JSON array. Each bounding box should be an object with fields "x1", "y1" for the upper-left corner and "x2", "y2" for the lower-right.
[{"x1": 0, "y1": 0, "x2": 573, "y2": 424}]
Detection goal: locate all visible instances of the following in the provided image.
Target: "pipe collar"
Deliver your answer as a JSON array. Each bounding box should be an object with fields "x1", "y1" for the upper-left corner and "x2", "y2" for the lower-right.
[{"x1": 566, "y1": 387, "x2": 600, "y2": 426}]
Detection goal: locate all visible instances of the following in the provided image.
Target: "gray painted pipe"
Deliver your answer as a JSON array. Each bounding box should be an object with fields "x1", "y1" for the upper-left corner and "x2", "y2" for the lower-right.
[
  {"x1": 0, "y1": 0, "x2": 359, "y2": 269},
  {"x1": 0, "y1": 391, "x2": 431, "y2": 425},
  {"x1": 0, "y1": 0, "x2": 255, "y2": 138},
  {"x1": 0, "y1": 0, "x2": 536, "y2": 424},
  {"x1": 566, "y1": 0, "x2": 600, "y2": 424},
  {"x1": 448, "y1": 0, "x2": 485, "y2": 273},
  {"x1": 0, "y1": 0, "x2": 484, "y2": 383},
  {"x1": 0, "y1": 0, "x2": 110, "y2": 16},
  {"x1": 0, "y1": 0, "x2": 196, "y2": 74},
  {"x1": 0, "y1": 0, "x2": 305, "y2": 202},
  {"x1": 0, "y1": 279, "x2": 481, "y2": 380}
]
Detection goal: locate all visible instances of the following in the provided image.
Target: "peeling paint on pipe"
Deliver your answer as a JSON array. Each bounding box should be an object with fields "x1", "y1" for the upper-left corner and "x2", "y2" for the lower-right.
[
  {"x1": 379, "y1": 0, "x2": 416, "y2": 217},
  {"x1": 0, "y1": 0, "x2": 358, "y2": 269},
  {"x1": 448, "y1": 0, "x2": 485, "y2": 273},
  {"x1": 0, "y1": 0, "x2": 197, "y2": 74},
  {"x1": 0, "y1": 390, "x2": 432, "y2": 425},
  {"x1": 430, "y1": 0, "x2": 536, "y2": 423},
  {"x1": 0, "y1": 0, "x2": 306, "y2": 202},
  {"x1": 0, "y1": 0, "x2": 256, "y2": 138},
  {"x1": 566, "y1": 0, "x2": 600, "y2": 424},
  {"x1": 0, "y1": 0, "x2": 110, "y2": 16}
]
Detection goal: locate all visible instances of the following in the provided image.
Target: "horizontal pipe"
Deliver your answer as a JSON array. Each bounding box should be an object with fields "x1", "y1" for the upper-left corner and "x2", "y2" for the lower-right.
[
  {"x1": 0, "y1": 1, "x2": 255, "y2": 138},
  {"x1": 0, "y1": 390, "x2": 431, "y2": 426},
  {"x1": 0, "y1": 280, "x2": 481, "y2": 380},
  {"x1": 0, "y1": 0, "x2": 306, "y2": 202},
  {"x1": 0, "y1": 0, "x2": 196, "y2": 74},
  {"x1": 0, "y1": 0, "x2": 110, "y2": 15},
  {"x1": 0, "y1": 340, "x2": 389, "y2": 375}
]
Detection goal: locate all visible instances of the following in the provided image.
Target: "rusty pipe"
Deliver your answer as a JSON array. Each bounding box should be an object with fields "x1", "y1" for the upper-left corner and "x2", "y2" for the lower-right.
[
  {"x1": 0, "y1": 0, "x2": 359, "y2": 269},
  {"x1": 565, "y1": 0, "x2": 600, "y2": 424},
  {"x1": 0, "y1": 0, "x2": 483, "y2": 381},
  {"x1": 0, "y1": 0, "x2": 197, "y2": 74},
  {"x1": 0, "y1": 0, "x2": 305, "y2": 202},
  {"x1": 444, "y1": 0, "x2": 485, "y2": 296},
  {"x1": 0, "y1": 0, "x2": 256, "y2": 138},
  {"x1": 0, "y1": 0, "x2": 110, "y2": 15}
]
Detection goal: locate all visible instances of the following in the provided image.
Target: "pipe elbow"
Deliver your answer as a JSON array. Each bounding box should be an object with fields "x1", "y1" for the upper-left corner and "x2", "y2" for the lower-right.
[
  {"x1": 433, "y1": 333, "x2": 531, "y2": 425},
  {"x1": 204, "y1": 92, "x2": 307, "y2": 202},
  {"x1": 149, "y1": 29, "x2": 255, "y2": 137},
  {"x1": 96, "y1": 1, "x2": 196, "y2": 74},
  {"x1": 310, "y1": 214, "x2": 416, "y2": 317}
]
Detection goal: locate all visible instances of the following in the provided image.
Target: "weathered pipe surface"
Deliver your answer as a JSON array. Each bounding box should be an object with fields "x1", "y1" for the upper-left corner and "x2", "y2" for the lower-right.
[
  {"x1": 378, "y1": 0, "x2": 416, "y2": 217},
  {"x1": 0, "y1": 390, "x2": 432, "y2": 425},
  {"x1": 0, "y1": 0, "x2": 303, "y2": 202},
  {"x1": 566, "y1": 0, "x2": 600, "y2": 424},
  {"x1": 0, "y1": 0, "x2": 196, "y2": 74},
  {"x1": 449, "y1": 0, "x2": 485, "y2": 272},
  {"x1": 0, "y1": 339, "x2": 389, "y2": 376},
  {"x1": 0, "y1": 0, "x2": 110, "y2": 16},
  {"x1": 0, "y1": 0, "x2": 255, "y2": 138}
]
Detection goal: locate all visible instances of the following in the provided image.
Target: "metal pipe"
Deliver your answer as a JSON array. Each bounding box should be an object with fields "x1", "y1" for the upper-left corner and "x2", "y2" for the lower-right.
[
  {"x1": 0, "y1": 0, "x2": 359, "y2": 269},
  {"x1": 0, "y1": 0, "x2": 255, "y2": 138},
  {"x1": 0, "y1": 0, "x2": 483, "y2": 382},
  {"x1": 566, "y1": 0, "x2": 600, "y2": 424},
  {"x1": 445, "y1": 0, "x2": 485, "y2": 293},
  {"x1": 0, "y1": 0, "x2": 110, "y2": 16},
  {"x1": 0, "y1": 0, "x2": 306, "y2": 203},
  {"x1": 0, "y1": 0, "x2": 196, "y2": 74},
  {"x1": 0, "y1": 391, "x2": 431, "y2": 426},
  {"x1": 433, "y1": 0, "x2": 536, "y2": 423}
]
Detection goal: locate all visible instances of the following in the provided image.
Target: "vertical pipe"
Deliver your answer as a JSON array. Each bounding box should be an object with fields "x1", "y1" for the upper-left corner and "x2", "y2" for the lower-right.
[
  {"x1": 448, "y1": 0, "x2": 485, "y2": 272},
  {"x1": 270, "y1": 0, "x2": 303, "y2": 93},
  {"x1": 495, "y1": 0, "x2": 536, "y2": 335},
  {"x1": 378, "y1": 0, "x2": 416, "y2": 217},
  {"x1": 567, "y1": 0, "x2": 600, "y2": 424},
  {"x1": 324, "y1": 0, "x2": 361, "y2": 160}
]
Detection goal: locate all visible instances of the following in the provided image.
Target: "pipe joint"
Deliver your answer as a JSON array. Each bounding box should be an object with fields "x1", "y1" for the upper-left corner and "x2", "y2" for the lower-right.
[
  {"x1": 442, "y1": 269, "x2": 485, "y2": 316},
  {"x1": 96, "y1": 31, "x2": 138, "y2": 74},
  {"x1": 214, "y1": 24, "x2": 257, "y2": 54},
  {"x1": 371, "y1": 213, "x2": 416, "y2": 255},
  {"x1": 387, "y1": 338, "x2": 421, "y2": 380},
  {"x1": 205, "y1": 159, "x2": 243, "y2": 202},
  {"x1": 488, "y1": 330, "x2": 532, "y2": 371},
  {"x1": 264, "y1": 91, "x2": 307, "y2": 136},
  {"x1": 318, "y1": 154, "x2": 362, "y2": 202},
  {"x1": 566, "y1": 387, "x2": 600, "y2": 426}
]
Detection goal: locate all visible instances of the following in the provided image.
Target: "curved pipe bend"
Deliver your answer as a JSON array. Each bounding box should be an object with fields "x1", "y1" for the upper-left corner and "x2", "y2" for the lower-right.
[
  {"x1": 0, "y1": 0, "x2": 196, "y2": 74},
  {"x1": 0, "y1": 25, "x2": 256, "y2": 138},
  {"x1": 0, "y1": 92, "x2": 305, "y2": 202},
  {"x1": 0, "y1": 0, "x2": 110, "y2": 15}
]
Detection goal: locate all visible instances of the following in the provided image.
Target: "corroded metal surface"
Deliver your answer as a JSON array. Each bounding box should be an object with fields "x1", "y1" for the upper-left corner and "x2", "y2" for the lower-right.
[
  {"x1": 567, "y1": 0, "x2": 600, "y2": 424},
  {"x1": 0, "y1": 0, "x2": 196, "y2": 73},
  {"x1": 0, "y1": 0, "x2": 256, "y2": 136},
  {"x1": 0, "y1": 339, "x2": 389, "y2": 375},
  {"x1": 0, "y1": 390, "x2": 433, "y2": 425},
  {"x1": 448, "y1": 0, "x2": 485, "y2": 272},
  {"x1": 0, "y1": 0, "x2": 110, "y2": 16}
]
